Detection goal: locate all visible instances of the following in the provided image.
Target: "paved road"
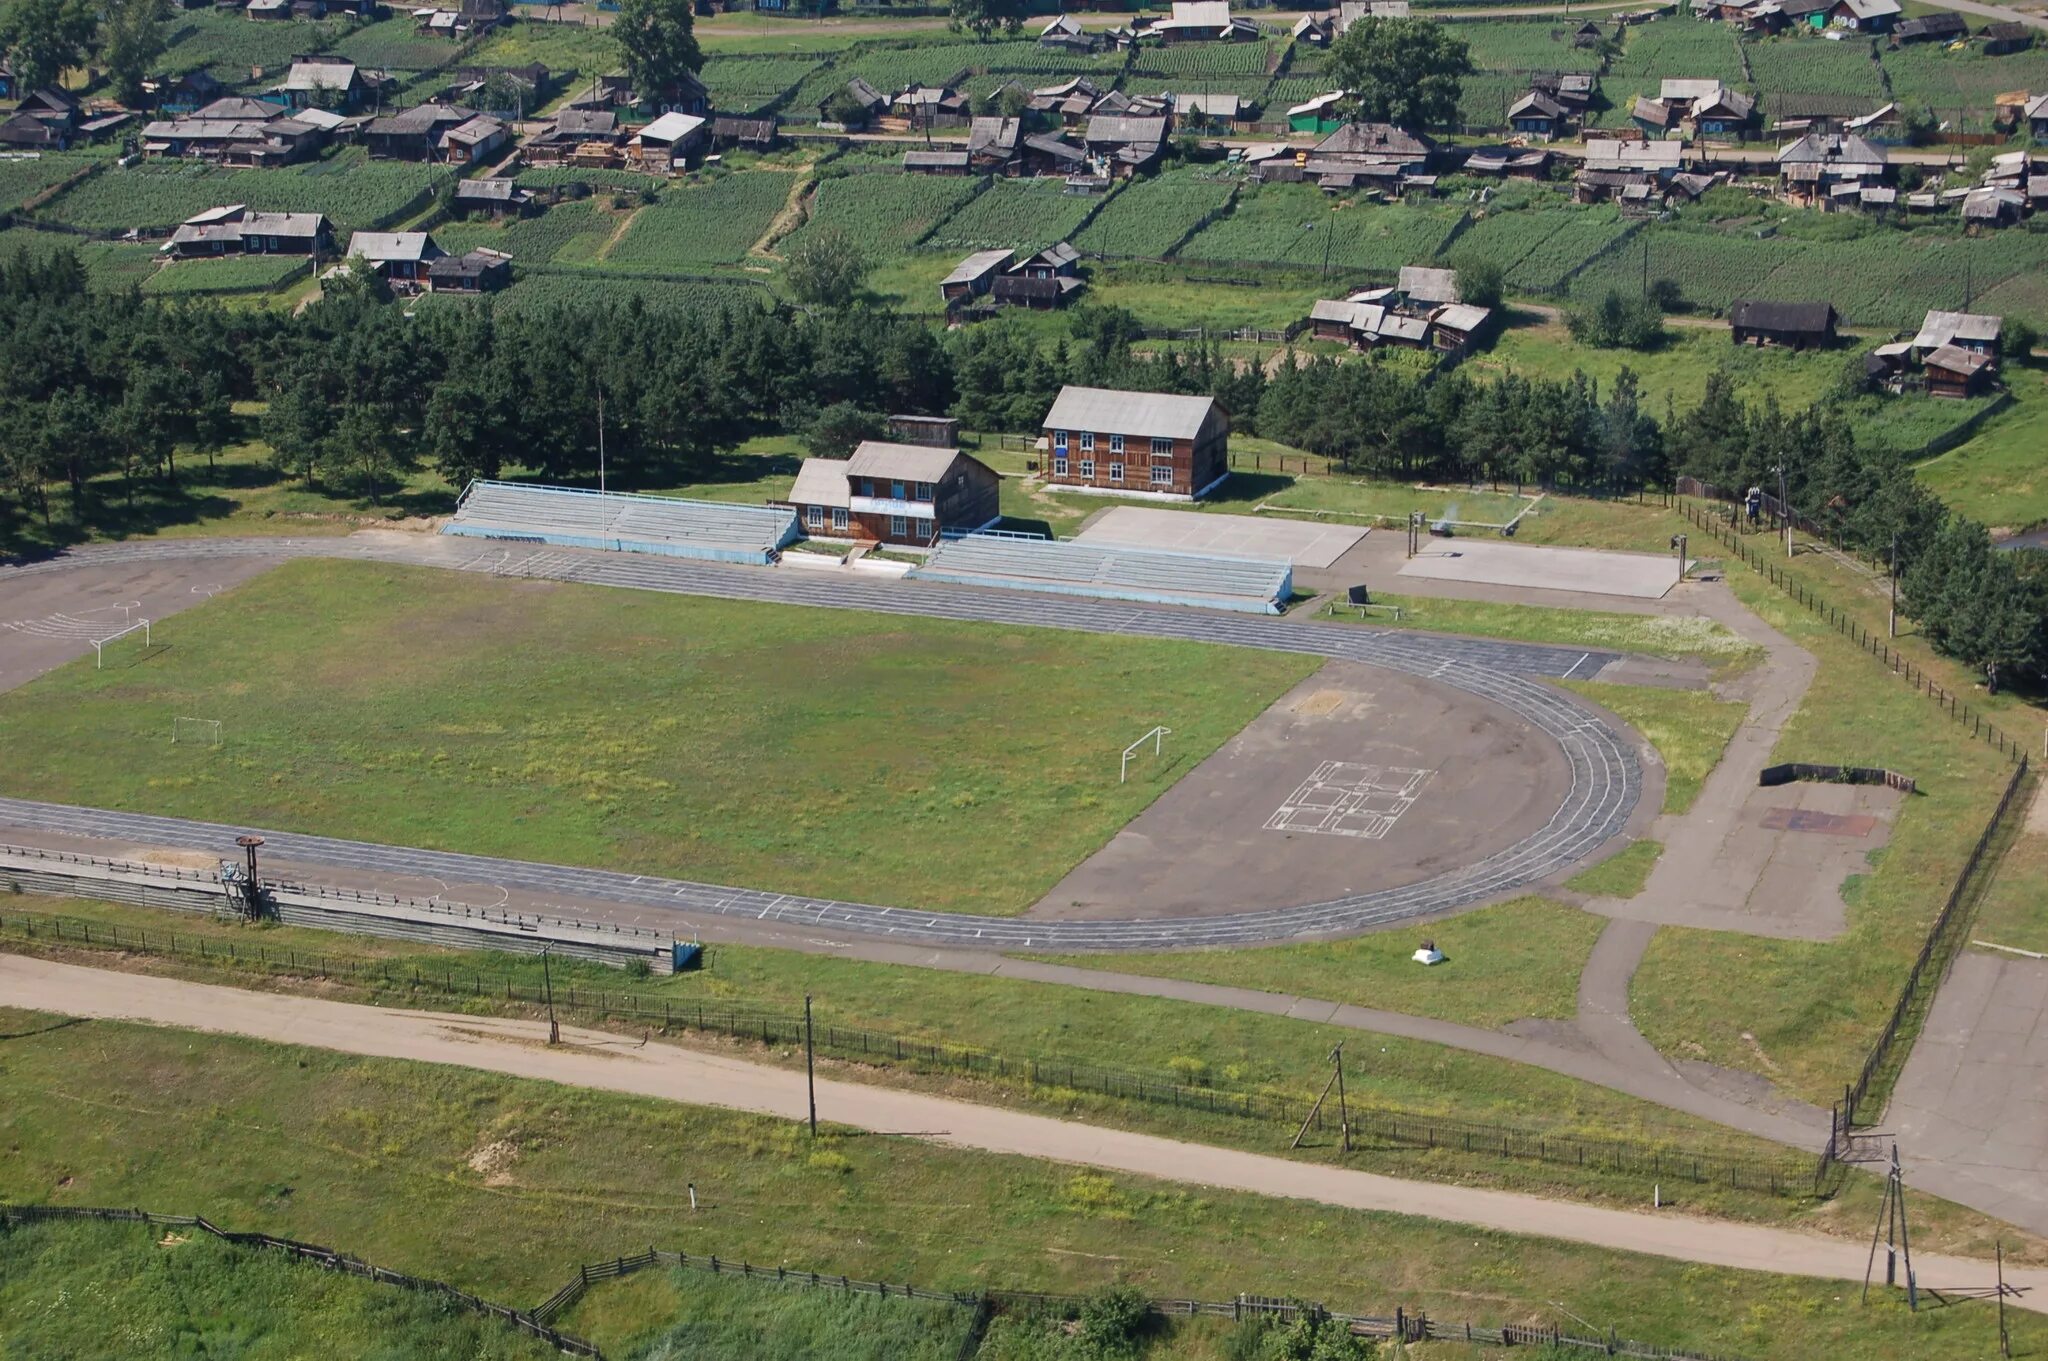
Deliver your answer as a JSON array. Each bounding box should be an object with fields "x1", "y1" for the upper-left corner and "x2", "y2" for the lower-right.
[
  {"x1": 0, "y1": 534, "x2": 1640, "y2": 949},
  {"x1": 2, "y1": 955, "x2": 2034, "y2": 1310}
]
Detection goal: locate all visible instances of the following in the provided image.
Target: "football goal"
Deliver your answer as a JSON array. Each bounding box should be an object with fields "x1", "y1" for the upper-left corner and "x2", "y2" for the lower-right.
[
  {"x1": 172, "y1": 717, "x2": 222, "y2": 748},
  {"x1": 1119, "y1": 726, "x2": 1171, "y2": 784},
  {"x1": 90, "y1": 619, "x2": 150, "y2": 669}
]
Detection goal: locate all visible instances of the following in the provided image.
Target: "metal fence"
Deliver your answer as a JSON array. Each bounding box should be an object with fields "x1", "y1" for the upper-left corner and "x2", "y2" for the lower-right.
[
  {"x1": 1676, "y1": 497, "x2": 2029, "y2": 764},
  {"x1": 1819, "y1": 755, "x2": 2032, "y2": 1178},
  {"x1": 0, "y1": 906, "x2": 1815, "y2": 1197},
  {"x1": 0, "y1": 1204, "x2": 600, "y2": 1357}
]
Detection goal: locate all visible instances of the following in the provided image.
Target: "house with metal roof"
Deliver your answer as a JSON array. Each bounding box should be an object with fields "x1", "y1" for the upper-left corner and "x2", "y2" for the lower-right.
[
  {"x1": 1508, "y1": 89, "x2": 1570, "y2": 140},
  {"x1": 939, "y1": 249, "x2": 1016, "y2": 303},
  {"x1": 781, "y1": 443, "x2": 1000, "y2": 547},
  {"x1": 1911, "y1": 309, "x2": 2003, "y2": 354},
  {"x1": 630, "y1": 111, "x2": 706, "y2": 172},
  {"x1": 1041, "y1": 387, "x2": 1230, "y2": 500},
  {"x1": 346, "y1": 231, "x2": 447, "y2": 286},
  {"x1": 1141, "y1": 0, "x2": 1260, "y2": 42},
  {"x1": 1923, "y1": 345, "x2": 1996, "y2": 398},
  {"x1": 428, "y1": 246, "x2": 513, "y2": 293},
  {"x1": 453, "y1": 178, "x2": 537, "y2": 217},
  {"x1": 1777, "y1": 130, "x2": 1887, "y2": 205},
  {"x1": 271, "y1": 56, "x2": 368, "y2": 111}
]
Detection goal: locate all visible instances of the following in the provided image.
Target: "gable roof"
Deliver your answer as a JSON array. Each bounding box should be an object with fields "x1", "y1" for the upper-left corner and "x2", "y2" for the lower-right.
[
  {"x1": 277, "y1": 58, "x2": 360, "y2": 92},
  {"x1": 1833, "y1": 0, "x2": 1901, "y2": 18},
  {"x1": 1086, "y1": 114, "x2": 1169, "y2": 144},
  {"x1": 1776, "y1": 131, "x2": 1886, "y2": 166},
  {"x1": 942, "y1": 249, "x2": 1016, "y2": 285},
  {"x1": 1508, "y1": 90, "x2": 1568, "y2": 120},
  {"x1": 638, "y1": 111, "x2": 705, "y2": 143},
  {"x1": 1313, "y1": 121, "x2": 1433, "y2": 158},
  {"x1": 1043, "y1": 386, "x2": 1218, "y2": 440},
  {"x1": 788, "y1": 458, "x2": 853, "y2": 510},
  {"x1": 1729, "y1": 299, "x2": 1836, "y2": 333},
  {"x1": 1398, "y1": 265, "x2": 1459, "y2": 305},
  {"x1": 1923, "y1": 343, "x2": 1993, "y2": 375},
  {"x1": 846, "y1": 441, "x2": 965, "y2": 482},
  {"x1": 967, "y1": 115, "x2": 1022, "y2": 154},
  {"x1": 346, "y1": 231, "x2": 443, "y2": 263},
  {"x1": 1912, "y1": 310, "x2": 2003, "y2": 348},
  {"x1": 1896, "y1": 11, "x2": 1966, "y2": 36},
  {"x1": 1582, "y1": 139, "x2": 1684, "y2": 172}
]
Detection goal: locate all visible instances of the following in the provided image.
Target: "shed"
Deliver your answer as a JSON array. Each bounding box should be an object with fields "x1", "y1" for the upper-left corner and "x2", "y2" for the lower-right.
[{"x1": 1729, "y1": 299, "x2": 1838, "y2": 348}]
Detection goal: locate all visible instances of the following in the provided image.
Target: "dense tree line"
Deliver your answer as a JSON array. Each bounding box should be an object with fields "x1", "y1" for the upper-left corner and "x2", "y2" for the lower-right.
[{"x1": 0, "y1": 248, "x2": 2040, "y2": 686}]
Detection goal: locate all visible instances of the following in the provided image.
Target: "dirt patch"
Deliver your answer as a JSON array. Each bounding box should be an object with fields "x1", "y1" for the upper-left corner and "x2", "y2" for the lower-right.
[
  {"x1": 123, "y1": 847, "x2": 220, "y2": 871},
  {"x1": 466, "y1": 1137, "x2": 521, "y2": 1186}
]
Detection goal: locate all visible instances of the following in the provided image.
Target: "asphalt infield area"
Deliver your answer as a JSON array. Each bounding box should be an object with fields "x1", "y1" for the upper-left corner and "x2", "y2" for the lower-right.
[{"x1": 1030, "y1": 661, "x2": 1576, "y2": 921}]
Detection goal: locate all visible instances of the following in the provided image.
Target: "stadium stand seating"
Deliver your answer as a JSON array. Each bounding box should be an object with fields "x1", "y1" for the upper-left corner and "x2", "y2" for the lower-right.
[
  {"x1": 910, "y1": 536, "x2": 1291, "y2": 614},
  {"x1": 443, "y1": 480, "x2": 799, "y2": 564}
]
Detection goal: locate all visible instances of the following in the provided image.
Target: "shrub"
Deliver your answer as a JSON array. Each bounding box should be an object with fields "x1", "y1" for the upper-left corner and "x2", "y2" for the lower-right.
[{"x1": 1566, "y1": 289, "x2": 1664, "y2": 350}]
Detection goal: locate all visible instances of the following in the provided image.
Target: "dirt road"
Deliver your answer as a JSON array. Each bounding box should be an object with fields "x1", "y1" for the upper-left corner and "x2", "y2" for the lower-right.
[{"x1": 3, "y1": 955, "x2": 2038, "y2": 1311}]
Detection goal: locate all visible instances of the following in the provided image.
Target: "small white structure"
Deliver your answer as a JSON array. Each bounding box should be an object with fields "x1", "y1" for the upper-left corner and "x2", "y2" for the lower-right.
[{"x1": 1412, "y1": 939, "x2": 1445, "y2": 965}]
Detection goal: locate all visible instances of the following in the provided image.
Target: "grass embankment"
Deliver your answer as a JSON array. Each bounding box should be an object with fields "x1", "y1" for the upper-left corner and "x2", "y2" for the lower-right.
[
  {"x1": 0, "y1": 560, "x2": 1313, "y2": 917},
  {"x1": 0, "y1": 897, "x2": 1775, "y2": 1182},
  {"x1": 559, "y1": 1263, "x2": 976, "y2": 1361},
  {"x1": 1318, "y1": 593, "x2": 1760, "y2": 667},
  {"x1": 1561, "y1": 681, "x2": 1748, "y2": 816},
  {"x1": 1566, "y1": 840, "x2": 1663, "y2": 899},
  {"x1": 1, "y1": 1006, "x2": 2038, "y2": 1361},
  {"x1": 1629, "y1": 569, "x2": 2016, "y2": 1106},
  {"x1": 0, "y1": 1218, "x2": 557, "y2": 1361}
]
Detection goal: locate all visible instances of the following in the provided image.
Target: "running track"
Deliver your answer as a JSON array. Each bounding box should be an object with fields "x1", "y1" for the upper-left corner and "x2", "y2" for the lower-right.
[{"x1": 0, "y1": 536, "x2": 1643, "y2": 949}]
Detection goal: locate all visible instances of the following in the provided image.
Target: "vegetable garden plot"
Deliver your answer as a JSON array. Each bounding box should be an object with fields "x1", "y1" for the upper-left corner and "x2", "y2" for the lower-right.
[
  {"x1": 1595, "y1": 19, "x2": 1745, "y2": 123},
  {"x1": 1447, "y1": 206, "x2": 1571, "y2": 274},
  {"x1": 1506, "y1": 208, "x2": 1634, "y2": 292},
  {"x1": 923, "y1": 178, "x2": 1100, "y2": 254},
  {"x1": 1131, "y1": 38, "x2": 1276, "y2": 77},
  {"x1": 1181, "y1": 186, "x2": 1465, "y2": 271},
  {"x1": 515, "y1": 167, "x2": 669, "y2": 193},
  {"x1": 0, "y1": 227, "x2": 156, "y2": 289},
  {"x1": 1263, "y1": 74, "x2": 1337, "y2": 108},
  {"x1": 0, "y1": 153, "x2": 97, "y2": 214},
  {"x1": 487, "y1": 274, "x2": 770, "y2": 316},
  {"x1": 157, "y1": 11, "x2": 348, "y2": 82},
  {"x1": 434, "y1": 200, "x2": 615, "y2": 264},
  {"x1": 1882, "y1": 44, "x2": 2048, "y2": 129},
  {"x1": 1744, "y1": 35, "x2": 1886, "y2": 103},
  {"x1": 700, "y1": 56, "x2": 826, "y2": 114},
  {"x1": 37, "y1": 154, "x2": 446, "y2": 232},
  {"x1": 1455, "y1": 71, "x2": 1541, "y2": 130},
  {"x1": 1567, "y1": 225, "x2": 1799, "y2": 313},
  {"x1": 1072, "y1": 168, "x2": 1236, "y2": 258},
  {"x1": 1755, "y1": 230, "x2": 2048, "y2": 330},
  {"x1": 468, "y1": 20, "x2": 617, "y2": 81},
  {"x1": 332, "y1": 18, "x2": 463, "y2": 71},
  {"x1": 603, "y1": 171, "x2": 795, "y2": 269},
  {"x1": 1127, "y1": 74, "x2": 1273, "y2": 103},
  {"x1": 780, "y1": 173, "x2": 981, "y2": 255},
  {"x1": 141, "y1": 253, "x2": 307, "y2": 296},
  {"x1": 1456, "y1": 20, "x2": 1604, "y2": 72}
]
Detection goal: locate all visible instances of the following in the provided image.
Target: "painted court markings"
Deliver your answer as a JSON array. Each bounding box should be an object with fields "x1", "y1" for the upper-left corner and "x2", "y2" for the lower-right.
[{"x1": 1265, "y1": 762, "x2": 1434, "y2": 840}]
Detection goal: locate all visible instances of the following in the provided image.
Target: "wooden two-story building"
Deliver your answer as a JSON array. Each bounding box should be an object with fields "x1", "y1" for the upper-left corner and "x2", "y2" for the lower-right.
[
  {"x1": 783, "y1": 442, "x2": 1001, "y2": 547},
  {"x1": 1040, "y1": 386, "x2": 1229, "y2": 500}
]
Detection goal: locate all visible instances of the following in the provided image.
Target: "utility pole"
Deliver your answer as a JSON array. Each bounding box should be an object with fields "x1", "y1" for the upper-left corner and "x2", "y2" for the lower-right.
[
  {"x1": 542, "y1": 948, "x2": 559, "y2": 1045},
  {"x1": 1863, "y1": 1143, "x2": 1917, "y2": 1310},
  {"x1": 1776, "y1": 463, "x2": 1792, "y2": 558},
  {"x1": 596, "y1": 380, "x2": 607, "y2": 497},
  {"x1": 1671, "y1": 533, "x2": 1687, "y2": 586},
  {"x1": 804, "y1": 994, "x2": 818, "y2": 1137},
  {"x1": 1998, "y1": 1241, "x2": 2011, "y2": 1359},
  {"x1": 1888, "y1": 534, "x2": 1899, "y2": 638},
  {"x1": 1331, "y1": 1042, "x2": 1350, "y2": 1154}
]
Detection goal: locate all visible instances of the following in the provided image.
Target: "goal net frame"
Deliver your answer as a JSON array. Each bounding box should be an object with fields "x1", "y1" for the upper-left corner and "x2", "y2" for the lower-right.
[{"x1": 172, "y1": 717, "x2": 222, "y2": 748}]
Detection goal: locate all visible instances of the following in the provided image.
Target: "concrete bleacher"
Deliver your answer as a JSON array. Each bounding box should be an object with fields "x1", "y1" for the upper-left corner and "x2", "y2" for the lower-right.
[
  {"x1": 909, "y1": 536, "x2": 1292, "y2": 614},
  {"x1": 444, "y1": 480, "x2": 799, "y2": 565}
]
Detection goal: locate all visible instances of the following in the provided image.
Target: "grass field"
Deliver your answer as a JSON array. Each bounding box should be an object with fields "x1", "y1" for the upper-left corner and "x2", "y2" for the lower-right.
[
  {"x1": 1, "y1": 1006, "x2": 2038, "y2": 1361},
  {"x1": 0, "y1": 1218, "x2": 556, "y2": 1360},
  {"x1": 0, "y1": 559, "x2": 1313, "y2": 915},
  {"x1": 1565, "y1": 839, "x2": 1663, "y2": 898},
  {"x1": 559, "y1": 1262, "x2": 975, "y2": 1360},
  {"x1": 1971, "y1": 825, "x2": 2048, "y2": 958},
  {"x1": 1320, "y1": 594, "x2": 1759, "y2": 665},
  {"x1": 1032, "y1": 896, "x2": 1602, "y2": 1031},
  {"x1": 1561, "y1": 680, "x2": 1747, "y2": 815},
  {"x1": 1913, "y1": 363, "x2": 2048, "y2": 532}
]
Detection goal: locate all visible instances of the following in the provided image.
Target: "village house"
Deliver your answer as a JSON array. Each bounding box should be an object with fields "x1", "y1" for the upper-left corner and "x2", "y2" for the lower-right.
[
  {"x1": 1172, "y1": 92, "x2": 1243, "y2": 127},
  {"x1": 1464, "y1": 146, "x2": 1553, "y2": 179},
  {"x1": 1084, "y1": 113, "x2": 1169, "y2": 174},
  {"x1": 363, "y1": 104, "x2": 475, "y2": 160},
  {"x1": 1140, "y1": 0, "x2": 1260, "y2": 43},
  {"x1": 818, "y1": 78, "x2": 887, "y2": 130},
  {"x1": 967, "y1": 115, "x2": 1023, "y2": 172},
  {"x1": 162, "y1": 207, "x2": 332, "y2": 259},
  {"x1": 1777, "y1": 130, "x2": 1888, "y2": 206},
  {"x1": 1982, "y1": 22, "x2": 2032, "y2": 53},
  {"x1": 1039, "y1": 14, "x2": 1104, "y2": 54},
  {"x1": 993, "y1": 243, "x2": 1085, "y2": 310},
  {"x1": 709, "y1": 116, "x2": 779, "y2": 153},
  {"x1": 1896, "y1": 11, "x2": 1966, "y2": 42},
  {"x1": 0, "y1": 88, "x2": 81, "y2": 150},
  {"x1": 2026, "y1": 94, "x2": 2048, "y2": 141},
  {"x1": 523, "y1": 108, "x2": 624, "y2": 164},
  {"x1": 1307, "y1": 265, "x2": 1494, "y2": 355},
  {"x1": 427, "y1": 246, "x2": 514, "y2": 294},
  {"x1": 629, "y1": 111, "x2": 707, "y2": 172},
  {"x1": 1508, "y1": 90, "x2": 1571, "y2": 140},
  {"x1": 144, "y1": 70, "x2": 225, "y2": 115},
  {"x1": 1029, "y1": 78, "x2": 1104, "y2": 127},
  {"x1": 412, "y1": 0, "x2": 510, "y2": 38},
  {"x1": 1574, "y1": 138, "x2": 1684, "y2": 203},
  {"x1": 1827, "y1": 0, "x2": 1900, "y2": 30},
  {"x1": 452, "y1": 178, "x2": 536, "y2": 217},
  {"x1": 939, "y1": 249, "x2": 1015, "y2": 304},
  {"x1": 1040, "y1": 387, "x2": 1230, "y2": 500},
  {"x1": 345, "y1": 231, "x2": 447, "y2": 288},
  {"x1": 891, "y1": 85, "x2": 972, "y2": 128},
  {"x1": 903, "y1": 149, "x2": 972, "y2": 175},
  {"x1": 1020, "y1": 132, "x2": 1089, "y2": 176},
  {"x1": 271, "y1": 56, "x2": 369, "y2": 112},
  {"x1": 439, "y1": 63, "x2": 551, "y2": 117},
  {"x1": 1911, "y1": 309, "x2": 2003, "y2": 355},
  {"x1": 783, "y1": 443, "x2": 1001, "y2": 547},
  {"x1": 1729, "y1": 299, "x2": 1838, "y2": 349},
  {"x1": 140, "y1": 96, "x2": 331, "y2": 164},
  {"x1": 1286, "y1": 91, "x2": 1347, "y2": 134},
  {"x1": 1634, "y1": 79, "x2": 1755, "y2": 138},
  {"x1": 888, "y1": 414, "x2": 961, "y2": 447},
  {"x1": 1922, "y1": 344, "x2": 1997, "y2": 397}
]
